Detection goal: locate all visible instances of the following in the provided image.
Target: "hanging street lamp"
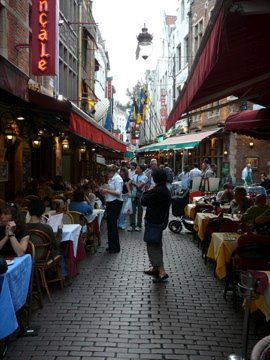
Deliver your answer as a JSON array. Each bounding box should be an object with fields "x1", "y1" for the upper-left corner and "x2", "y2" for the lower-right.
[{"x1": 136, "y1": 24, "x2": 153, "y2": 60}]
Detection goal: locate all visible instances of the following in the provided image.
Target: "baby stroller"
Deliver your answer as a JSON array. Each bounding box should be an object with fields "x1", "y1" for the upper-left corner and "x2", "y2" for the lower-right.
[{"x1": 169, "y1": 189, "x2": 193, "y2": 233}]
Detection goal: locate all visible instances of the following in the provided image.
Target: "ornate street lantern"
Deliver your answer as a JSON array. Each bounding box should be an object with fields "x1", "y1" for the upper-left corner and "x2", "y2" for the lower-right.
[{"x1": 136, "y1": 24, "x2": 153, "y2": 60}]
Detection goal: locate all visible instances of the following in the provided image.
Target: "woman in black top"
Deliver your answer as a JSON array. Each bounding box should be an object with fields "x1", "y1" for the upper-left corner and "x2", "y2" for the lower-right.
[
  {"x1": 141, "y1": 169, "x2": 171, "y2": 282},
  {"x1": 0, "y1": 203, "x2": 29, "y2": 257}
]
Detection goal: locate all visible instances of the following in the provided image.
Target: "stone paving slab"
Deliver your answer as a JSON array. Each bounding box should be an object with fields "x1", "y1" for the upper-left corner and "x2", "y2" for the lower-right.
[{"x1": 4, "y1": 220, "x2": 265, "y2": 359}]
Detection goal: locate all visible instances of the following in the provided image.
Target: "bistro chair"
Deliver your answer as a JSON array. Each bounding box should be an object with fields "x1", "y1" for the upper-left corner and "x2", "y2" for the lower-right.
[
  {"x1": 223, "y1": 234, "x2": 270, "y2": 310},
  {"x1": 62, "y1": 211, "x2": 74, "y2": 224},
  {"x1": 68, "y1": 211, "x2": 85, "y2": 225},
  {"x1": 28, "y1": 228, "x2": 64, "y2": 301}
]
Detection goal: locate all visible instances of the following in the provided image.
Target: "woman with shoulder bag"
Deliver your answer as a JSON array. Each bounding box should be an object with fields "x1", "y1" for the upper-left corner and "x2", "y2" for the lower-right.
[{"x1": 141, "y1": 169, "x2": 171, "y2": 283}]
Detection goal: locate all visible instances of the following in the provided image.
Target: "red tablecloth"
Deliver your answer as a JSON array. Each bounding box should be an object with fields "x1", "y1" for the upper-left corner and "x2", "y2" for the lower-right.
[{"x1": 62, "y1": 234, "x2": 87, "y2": 277}]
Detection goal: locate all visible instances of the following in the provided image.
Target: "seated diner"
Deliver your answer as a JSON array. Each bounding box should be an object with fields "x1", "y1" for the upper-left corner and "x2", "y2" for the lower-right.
[{"x1": 0, "y1": 203, "x2": 29, "y2": 257}]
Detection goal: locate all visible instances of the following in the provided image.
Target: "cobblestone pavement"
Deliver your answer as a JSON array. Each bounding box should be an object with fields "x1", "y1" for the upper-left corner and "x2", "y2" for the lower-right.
[{"x1": 5, "y1": 220, "x2": 264, "y2": 360}]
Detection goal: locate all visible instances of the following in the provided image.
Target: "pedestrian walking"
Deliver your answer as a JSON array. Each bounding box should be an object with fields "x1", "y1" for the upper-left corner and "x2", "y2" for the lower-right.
[
  {"x1": 242, "y1": 163, "x2": 253, "y2": 185},
  {"x1": 99, "y1": 164, "x2": 123, "y2": 253},
  {"x1": 177, "y1": 165, "x2": 190, "y2": 190},
  {"x1": 128, "y1": 164, "x2": 147, "y2": 232},
  {"x1": 141, "y1": 169, "x2": 171, "y2": 283}
]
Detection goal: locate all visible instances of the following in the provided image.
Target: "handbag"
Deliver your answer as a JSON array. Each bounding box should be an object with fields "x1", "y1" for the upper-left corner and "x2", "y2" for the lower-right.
[
  {"x1": 122, "y1": 197, "x2": 133, "y2": 215},
  {"x1": 143, "y1": 222, "x2": 163, "y2": 244}
]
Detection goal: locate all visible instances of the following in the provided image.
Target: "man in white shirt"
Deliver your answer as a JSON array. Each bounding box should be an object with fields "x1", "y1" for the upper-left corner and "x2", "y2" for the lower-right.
[{"x1": 145, "y1": 158, "x2": 159, "y2": 191}]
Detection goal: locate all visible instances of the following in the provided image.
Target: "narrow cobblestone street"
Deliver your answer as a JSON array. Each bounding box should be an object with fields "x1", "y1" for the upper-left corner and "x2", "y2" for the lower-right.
[{"x1": 6, "y1": 222, "x2": 261, "y2": 360}]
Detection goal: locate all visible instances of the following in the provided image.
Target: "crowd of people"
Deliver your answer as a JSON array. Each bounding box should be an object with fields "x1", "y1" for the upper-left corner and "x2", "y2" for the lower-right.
[{"x1": 2, "y1": 157, "x2": 270, "y2": 286}]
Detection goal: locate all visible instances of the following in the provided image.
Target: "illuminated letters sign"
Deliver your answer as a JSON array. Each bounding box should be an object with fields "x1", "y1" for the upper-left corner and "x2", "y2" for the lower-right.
[
  {"x1": 160, "y1": 88, "x2": 168, "y2": 126},
  {"x1": 32, "y1": 0, "x2": 59, "y2": 75}
]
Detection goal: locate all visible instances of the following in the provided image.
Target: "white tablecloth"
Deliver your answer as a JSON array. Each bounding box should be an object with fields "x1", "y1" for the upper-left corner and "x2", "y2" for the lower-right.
[{"x1": 61, "y1": 224, "x2": 82, "y2": 256}]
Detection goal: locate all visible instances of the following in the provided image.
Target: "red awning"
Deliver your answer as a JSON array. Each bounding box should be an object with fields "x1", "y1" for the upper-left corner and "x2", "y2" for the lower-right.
[
  {"x1": 0, "y1": 55, "x2": 29, "y2": 101},
  {"x1": 225, "y1": 108, "x2": 270, "y2": 139},
  {"x1": 69, "y1": 107, "x2": 126, "y2": 153},
  {"x1": 167, "y1": 0, "x2": 270, "y2": 130}
]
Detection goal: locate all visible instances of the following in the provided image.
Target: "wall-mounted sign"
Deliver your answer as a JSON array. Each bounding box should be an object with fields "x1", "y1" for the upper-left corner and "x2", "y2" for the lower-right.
[{"x1": 32, "y1": 0, "x2": 59, "y2": 75}]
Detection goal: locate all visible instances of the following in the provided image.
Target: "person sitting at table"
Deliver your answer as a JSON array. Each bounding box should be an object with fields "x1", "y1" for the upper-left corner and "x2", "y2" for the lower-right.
[
  {"x1": 26, "y1": 199, "x2": 61, "y2": 251},
  {"x1": 26, "y1": 199, "x2": 69, "y2": 281},
  {"x1": 230, "y1": 186, "x2": 253, "y2": 215},
  {"x1": 241, "y1": 194, "x2": 270, "y2": 228},
  {"x1": 253, "y1": 208, "x2": 270, "y2": 234},
  {"x1": 69, "y1": 189, "x2": 93, "y2": 217},
  {"x1": 216, "y1": 183, "x2": 234, "y2": 203},
  {"x1": 0, "y1": 203, "x2": 29, "y2": 256},
  {"x1": 82, "y1": 183, "x2": 97, "y2": 208}
]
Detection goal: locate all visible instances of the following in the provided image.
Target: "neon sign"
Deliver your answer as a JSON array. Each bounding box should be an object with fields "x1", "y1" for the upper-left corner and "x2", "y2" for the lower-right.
[{"x1": 32, "y1": 0, "x2": 59, "y2": 76}]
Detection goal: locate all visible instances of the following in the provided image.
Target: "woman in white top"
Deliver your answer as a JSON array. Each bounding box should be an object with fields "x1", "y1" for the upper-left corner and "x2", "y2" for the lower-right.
[{"x1": 99, "y1": 164, "x2": 123, "y2": 253}]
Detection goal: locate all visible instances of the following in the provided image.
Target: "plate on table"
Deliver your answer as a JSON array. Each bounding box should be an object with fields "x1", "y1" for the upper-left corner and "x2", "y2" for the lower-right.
[
  {"x1": 6, "y1": 259, "x2": 14, "y2": 266},
  {"x1": 223, "y1": 233, "x2": 237, "y2": 241}
]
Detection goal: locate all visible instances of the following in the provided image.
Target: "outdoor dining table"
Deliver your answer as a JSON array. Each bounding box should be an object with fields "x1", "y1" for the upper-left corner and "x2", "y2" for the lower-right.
[
  {"x1": 184, "y1": 204, "x2": 196, "y2": 219},
  {"x1": 61, "y1": 224, "x2": 86, "y2": 278},
  {"x1": 194, "y1": 212, "x2": 238, "y2": 241},
  {"x1": 0, "y1": 254, "x2": 32, "y2": 340},
  {"x1": 207, "y1": 232, "x2": 240, "y2": 279}
]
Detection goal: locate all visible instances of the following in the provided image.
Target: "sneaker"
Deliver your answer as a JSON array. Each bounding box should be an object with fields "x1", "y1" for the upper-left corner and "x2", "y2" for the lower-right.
[
  {"x1": 127, "y1": 226, "x2": 135, "y2": 232},
  {"x1": 135, "y1": 226, "x2": 142, "y2": 231}
]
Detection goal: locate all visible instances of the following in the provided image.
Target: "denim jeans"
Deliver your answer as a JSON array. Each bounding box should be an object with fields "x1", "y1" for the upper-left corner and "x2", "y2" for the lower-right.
[
  {"x1": 118, "y1": 194, "x2": 129, "y2": 229},
  {"x1": 130, "y1": 197, "x2": 143, "y2": 228}
]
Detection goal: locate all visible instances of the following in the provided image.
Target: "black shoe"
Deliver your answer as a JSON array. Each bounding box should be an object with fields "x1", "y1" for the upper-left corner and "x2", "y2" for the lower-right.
[
  {"x1": 153, "y1": 274, "x2": 169, "y2": 283},
  {"x1": 109, "y1": 249, "x2": 120, "y2": 253}
]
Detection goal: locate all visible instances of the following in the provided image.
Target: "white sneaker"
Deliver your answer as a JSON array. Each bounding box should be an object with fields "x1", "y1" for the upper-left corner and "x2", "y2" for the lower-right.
[
  {"x1": 135, "y1": 226, "x2": 142, "y2": 231},
  {"x1": 127, "y1": 226, "x2": 135, "y2": 232}
]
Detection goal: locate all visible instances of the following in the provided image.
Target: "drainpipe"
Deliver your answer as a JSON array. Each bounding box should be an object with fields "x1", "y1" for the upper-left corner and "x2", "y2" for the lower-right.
[{"x1": 78, "y1": 2, "x2": 82, "y2": 108}]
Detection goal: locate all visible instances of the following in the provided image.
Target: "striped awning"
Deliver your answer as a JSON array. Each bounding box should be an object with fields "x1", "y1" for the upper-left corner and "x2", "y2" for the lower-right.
[{"x1": 136, "y1": 129, "x2": 220, "y2": 153}]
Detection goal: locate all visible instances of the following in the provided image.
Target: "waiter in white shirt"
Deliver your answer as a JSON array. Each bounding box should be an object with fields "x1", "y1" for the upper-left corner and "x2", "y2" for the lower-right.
[{"x1": 99, "y1": 164, "x2": 123, "y2": 253}]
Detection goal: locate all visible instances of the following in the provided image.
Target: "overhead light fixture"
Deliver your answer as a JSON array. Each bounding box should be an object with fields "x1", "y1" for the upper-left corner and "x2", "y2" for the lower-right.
[
  {"x1": 4, "y1": 121, "x2": 19, "y2": 145},
  {"x1": 92, "y1": 148, "x2": 96, "y2": 152},
  {"x1": 32, "y1": 137, "x2": 41, "y2": 149},
  {"x1": 79, "y1": 144, "x2": 86, "y2": 153},
  {"x1": 223, "y1": 150, "x2": 228, "y2": 156},
  {"x1": 136, "y1": 24, "x2": 153, "y2": 60},
  {"x1": 62, "y1": 138, "x2": 70, "y2": 150},
  {"x1": 249, "y1": 141, "x2": 254, "y2": 149}
]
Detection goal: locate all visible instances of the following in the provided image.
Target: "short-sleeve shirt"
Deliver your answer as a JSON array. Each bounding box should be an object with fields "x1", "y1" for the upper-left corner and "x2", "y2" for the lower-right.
[{"x1": 0, "y1": 226, "x2": 29, "y2": 256}]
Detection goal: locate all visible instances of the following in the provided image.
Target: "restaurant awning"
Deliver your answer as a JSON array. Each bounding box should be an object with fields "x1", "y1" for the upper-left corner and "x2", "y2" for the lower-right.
[
  {"x1": 136, "y1": 129, "x2": 220, "y2": 153},
  {"x1": 28, "y1": 90, "x2": 126, "y2": 153},
  {"x1": 69, "y1": 105, "x2": 126, "y2": 153},
  {"x1": 225, "y1": 108, "x2": 270, "y2": 139},
  {"x1": 167, "y1": 0, "x2": 270, "y2": 130},
  {"x1": 0, "y1": 55, "x2": 29, "y2": 101}
]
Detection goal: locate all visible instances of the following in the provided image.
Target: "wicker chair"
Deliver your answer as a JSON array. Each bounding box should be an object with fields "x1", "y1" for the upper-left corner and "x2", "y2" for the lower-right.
[{"x1": 28, "y1": 229, "x2": 64, "y2": 301}]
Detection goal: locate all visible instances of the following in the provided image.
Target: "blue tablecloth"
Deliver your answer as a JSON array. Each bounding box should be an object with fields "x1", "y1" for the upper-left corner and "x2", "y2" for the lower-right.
[{"x1": 0, "y1": 254, "x2": 32, "y2": 339}]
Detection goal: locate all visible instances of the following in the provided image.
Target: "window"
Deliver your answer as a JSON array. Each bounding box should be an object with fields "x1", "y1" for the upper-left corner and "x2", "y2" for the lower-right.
[
  {"x1": 208, "y1": 101, "x2": 220, "y2": 117},
  {"x1": 193, "y1": 19, "x2": 203, "y2": 54},
  {"x1": 181, "y1": 0, "x2": 185, "y2": 22},
  {"x1": 177, "y1": 44, "x2": 182, "y2": 71},
  {"x1": 183, "y1": 36, "x2": 189, "y2": 65}
]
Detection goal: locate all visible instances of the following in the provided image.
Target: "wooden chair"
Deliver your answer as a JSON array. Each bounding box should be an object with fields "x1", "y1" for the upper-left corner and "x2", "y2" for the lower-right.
[
  {"x1": 24, "y1": 195, "x2": 39, "y2": 201},
  {"x1": 28, "y1": 229, "x2": 64, "y2": 301},
  {"x1": 62, "y1": 211, "x2": 74, "y2": 224},
  {"x1": 68, "y1": 211, "x2": 85, "y2": 225}
]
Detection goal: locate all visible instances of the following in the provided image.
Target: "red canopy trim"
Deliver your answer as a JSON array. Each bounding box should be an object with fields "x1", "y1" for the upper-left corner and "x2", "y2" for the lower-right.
[
  {"x1": 225, "y1": 108, "x2": 270, "y2": 139},
  {"x1": 69, "y1": 111, "x2": 126, "y2": 153},
  {"x1": 167, "y1": 0, "x2": 270, "y2": 130}
]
